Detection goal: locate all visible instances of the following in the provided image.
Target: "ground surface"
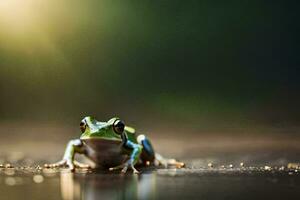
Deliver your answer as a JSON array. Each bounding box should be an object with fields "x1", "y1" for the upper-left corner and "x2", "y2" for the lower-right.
[{"x1": 0, "y1": 122, "x2": 300, "y2": 200}]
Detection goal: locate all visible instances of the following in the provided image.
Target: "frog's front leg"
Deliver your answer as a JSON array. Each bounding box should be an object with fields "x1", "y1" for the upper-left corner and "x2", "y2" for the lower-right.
[
  {"x1": 49, "y1": 139, "x2": 90, "y2": 171},
  {"x1": 109, "y1": 140, "x2": 142, "y2": 174}
]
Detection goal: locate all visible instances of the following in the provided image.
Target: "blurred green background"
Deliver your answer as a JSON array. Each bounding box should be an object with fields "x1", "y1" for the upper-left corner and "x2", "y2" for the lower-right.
[{"x1": 0, "y1": 0, "x2": 299, "y2": 132}]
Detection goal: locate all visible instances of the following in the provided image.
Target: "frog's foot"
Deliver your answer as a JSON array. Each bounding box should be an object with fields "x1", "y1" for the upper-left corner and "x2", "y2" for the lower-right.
[
  {"x1": 48, "y1": 159, "x2": 75, "y2": 171},
  {"x1": 109, "y1": 162, "x2": 139, "y2": 174},
  {"x1": 155, "y1": 153, "x2": 185, "y2": 168},
  {"x1": 48, "y1": 159, "x2": 91, "y2": 172},
  {"x1": 74, "y1": 161, "x2": 91, "y2": 169},
  {"x1": 165, "y1": 159, "x2": 185, "y2": 168}
]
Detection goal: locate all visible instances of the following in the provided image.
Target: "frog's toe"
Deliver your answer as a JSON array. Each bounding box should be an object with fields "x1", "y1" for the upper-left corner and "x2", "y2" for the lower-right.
[
  {"x1": 59, "y1": 160, "x2": 74, "y2": 171},
  {"x1": 131, "y1": 165, "x2": 139, "y2": 174},
  {"x1": 155, "y1": 153, "x2": 185, "y2": 168},
  {"x1": 175, "y1": 161, "x2": 185, "y2": 168},
  {"x1": 48, "y1": 160, "x2": 67, "y2": 168},
  {"x1": 48, "y1": 159, "x2": 77, "y2": 171},
  {"x1": 109, "y1": 164, "x2": 125, "y2": 171},
  {"x1": 74, "y1": 161, "x2": 91, "y2": 169},
  {"x1": 121, "y1": 166, "x2": 128, "y2": 174},
  {"x1": 108, "y1": 167, "x2": 114, "y2": 171},
  {"x1": 122, "y1": 164, "x2": 139, "y2": 174},
  {"x1": 167, "y1": 159, "x2": 185, "y2": 168},
  {"x1": 109, "y1": 163, "x2": 139, "y2": 174}
]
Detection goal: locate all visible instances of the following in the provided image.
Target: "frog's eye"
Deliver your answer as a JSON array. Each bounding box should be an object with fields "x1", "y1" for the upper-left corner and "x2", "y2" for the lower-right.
[
  {"x1": 113, "y1": 119, "x2": 125, "y2": 135},
  {"x1": 80, "y1": 121, "x2": 87, "y2": 133}
]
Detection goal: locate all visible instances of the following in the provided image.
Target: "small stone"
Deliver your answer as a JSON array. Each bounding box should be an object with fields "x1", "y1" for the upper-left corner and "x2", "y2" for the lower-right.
[
  {"x1": 240, "y1": 162, "x2": 244, "y2": 167},
  {"x1": 264, "y1": 166, "x2": 271, "y2": 171},
  {"x1": 208, "y1": 163, "x2": 213, "y2": 168},
  {"x1": 5, "y1": 164, "x2": 13, "y2": 168},
  {"x1": 44, "y1": 164, "x2": 50, "y2": 168},
  {"x1": 287, "y1": 163, "x2": 300, "y2": 169},
  {"x1": 229, "y1": 164, "x2": 233, "y2": 168}
]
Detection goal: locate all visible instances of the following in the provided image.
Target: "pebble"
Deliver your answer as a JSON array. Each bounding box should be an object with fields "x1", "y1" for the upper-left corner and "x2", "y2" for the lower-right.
[
  {"x1": 279, "y1": 166, "x2": 285, "y2": 171},
  {"x1": 264, "y1": 166, "x2": 271, "y2": 171},
  {"x1": 287, "y1": 163, "x2": 300, "y2": 169},
  {"x1": 5, "y1": 163, "x2": 14, "y2": 168}
]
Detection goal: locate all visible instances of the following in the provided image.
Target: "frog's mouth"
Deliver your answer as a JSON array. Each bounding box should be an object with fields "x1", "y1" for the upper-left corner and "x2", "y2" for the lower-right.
[
  {"x1": 80, "y1": 136, "x2": 122, "y2": 142},
  {"x1": 81, "y1": 137, "x2": 123, "y2": 154}
]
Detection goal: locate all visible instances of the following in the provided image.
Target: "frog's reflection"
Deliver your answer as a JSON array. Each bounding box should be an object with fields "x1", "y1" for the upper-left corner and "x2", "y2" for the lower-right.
[{"x1": 60, "y1": 171, "x2": 156, "y2": 200}]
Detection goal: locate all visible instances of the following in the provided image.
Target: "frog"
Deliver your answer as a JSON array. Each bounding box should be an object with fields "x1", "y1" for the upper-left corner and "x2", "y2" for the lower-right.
[{"x1": 49, "y1": 116, "x2": 185, "y2": 173}]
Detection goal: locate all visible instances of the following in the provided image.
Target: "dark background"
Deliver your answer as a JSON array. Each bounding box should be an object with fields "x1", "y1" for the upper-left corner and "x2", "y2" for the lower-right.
[{"x1": 0, "y1": 0, "x2": 299, "y2": 133}]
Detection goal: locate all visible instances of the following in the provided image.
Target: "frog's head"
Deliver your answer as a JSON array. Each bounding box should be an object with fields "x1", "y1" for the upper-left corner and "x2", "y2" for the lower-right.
[{"x1": 79, "y1": 116, "x2": 124, "y2": 140}]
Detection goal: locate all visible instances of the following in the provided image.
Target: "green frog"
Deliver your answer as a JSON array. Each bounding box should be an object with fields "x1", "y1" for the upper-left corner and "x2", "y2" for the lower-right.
[{"x1": 49, "y1": 116, "x2": 184, "y2": 173}]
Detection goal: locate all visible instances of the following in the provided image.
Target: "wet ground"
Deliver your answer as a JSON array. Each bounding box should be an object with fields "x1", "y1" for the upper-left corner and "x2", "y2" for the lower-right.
[
  {"x1": 0, "y1": 122, "x2": 300, "y2": 199},
  {"x1": 1, "y1": 157, "x2": 300, "y2": 200}
]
